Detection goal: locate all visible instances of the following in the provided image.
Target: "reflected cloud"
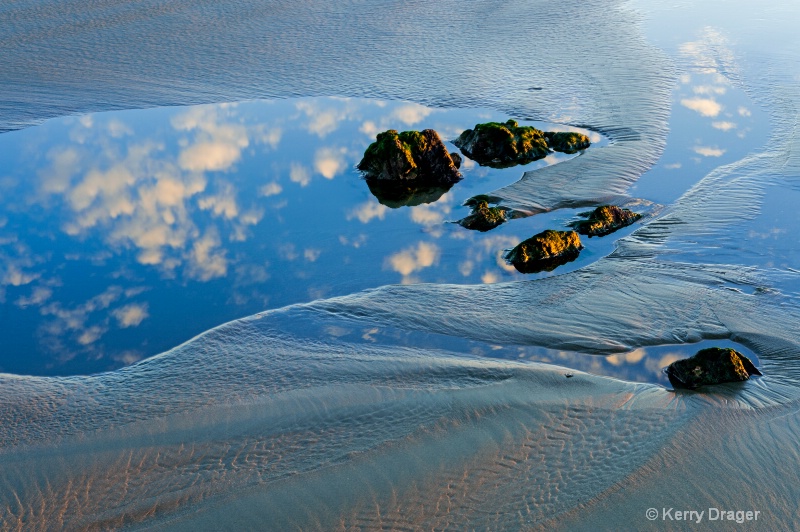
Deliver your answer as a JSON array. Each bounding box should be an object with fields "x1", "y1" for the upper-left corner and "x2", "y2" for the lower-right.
[
  {"x1": 15, "y1": 286, "x2": 53, "y2": 308},
  {"x1": 360, "y1": 120, "x2": 379, "y2": 137},
  {"x1": 198, "y1": 182, "x2": 239, "y2": 220},
  {"x1": 390, "y1": 103, "x2": 433, "y2": 126},
  {"x1": 314, "y1": 147, "x2": 348, "y2": 179},
  {"x1": 112, "y1": 303, "x2": 149, "y2": 328},
  {"x1": 304, "y1": 248, "x2": 321, "y2": 262},
  {"x1": 2, "y1": 264, "x2": 39, "y2": 287},
  {"x1": 173, "y1": 105, "x2": 250, "y2": 172},
  {"x1": 693, "y1": 146, "x2": 726, "y2": 157},
  {"x1": 186, "y1": 229, "x2": 227, "y2": 281},
  {"x1": 738, "y1": 106, "x2": 752, "y2": 117},
  {"x1": 179, "y1": 142, "x2": 244, "y2": 172},
  {"x1": 692, "y1": 85, "x2": 726, "y2": 95},
  {"x1": 289, "y1": 163, "x2": 312, "y2": 186},
  {"x1": 296, "y1": 100, "x2": 350, "y2": 138},
  {"x1": 259, "y1": 182, "x2": 282, "y2": 197},
  {"x1": 679, "y1": 29, "x2": 735, "y2": 75},
  {"x1": 680, "y1": 97, "x2": 722, "y2": 117},
  {"x1": 108, "y1": 119, "x2": 133, "y2": 138},
  {"x1": 410, "y1": 205, "x2": 445, "y2": 226},
  {"x1": 38, "y1": 286, "x2": 123, "y2": 356},
  {"x1": 664, "y1": 163, "x2": 682, "y2": 170},
  {"x1": 481, "y1": 271, "x2": 499, "y2": 284},
  {"x1": 711, "y1": 121, "x2": 737, "y2": 131},
  {"x1": 386, "y1": 242, "x2": 439, "y2": 276},
  {"x1": 348, "y1": 200, "x2": 388, "y2": 223},
  {"x1": 606, "y1": 348, "x2": 646, "y2": 366}
]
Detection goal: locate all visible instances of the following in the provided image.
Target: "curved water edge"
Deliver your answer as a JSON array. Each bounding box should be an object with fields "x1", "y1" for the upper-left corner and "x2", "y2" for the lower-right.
[{"x1": 2, "y1": 0, "x2": 800, "y2": 528}]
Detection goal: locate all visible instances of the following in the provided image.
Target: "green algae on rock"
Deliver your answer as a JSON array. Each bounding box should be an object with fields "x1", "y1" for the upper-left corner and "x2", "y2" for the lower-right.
[
  {"x1": 573, "y1": 205, "x2": 642, "y2": 237},
  {"x1": 505, "y1": 229, "x2": 582, "y2": 273},
  {"x1": 358, "y1": 129, "x2": 462, "y2": 185},
  {"x1": 453, "y1": 119, "x2": 551, "y2": 168},
  {"x1": 453, "y1": 119, "x2": 591, "y2": 167},
  {"x1": 544, "y1": 131, "x2": 591, "y2": 153},
  {"x1": 665, "y1": 347, "x2": 762, "y2": 390},
  {"x1": 457, "y1": 200, "x2": 508, "y2": 232}
]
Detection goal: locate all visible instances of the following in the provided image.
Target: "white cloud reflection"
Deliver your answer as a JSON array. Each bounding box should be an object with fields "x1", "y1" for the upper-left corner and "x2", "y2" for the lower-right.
[
  {"x1": 289, "y1": 163, "x2": 312, "y2": 186},
  {"x1": 112, "y1": 303, "x2": 149, "y2": 328},
  {"x1": 172, "y1": 105, "x2": 250, "y2": 172},
  {"x1": 314, "y1": 147, "x2": 348, "y2": 179},
  {"x1": 348, "y1": 200, "x2": 388, "y2": 223},
  {"x1": 693, "y1": 146, "x2": 726, "y2": 157},
  {"x1": 34, "y1": 103, "x2": 280, "y2": 283},
  {"x1": 386, "y1": 242, "x2": 439, "y2": 277},
  {"x1": 712, "y1": 121, "x2": 737, "y2": 131},
  {"x1": 680, "y1": 97, "x2": 722, "y2": 117}
]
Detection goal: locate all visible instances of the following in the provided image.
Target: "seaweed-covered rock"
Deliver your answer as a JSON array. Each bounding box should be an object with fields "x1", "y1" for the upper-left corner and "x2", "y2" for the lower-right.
[
  {"x1": 449, "y1": 152, "x2": 462, "y2": 169},
  {"x1": 544, "y1": 131, "x2": 591, "y2": 153},
  {"x1": 453, "y1": 119, "x2": 550, "y2": 168},
  {"x1": 458, "y1": 201, "x2": 508, "y2": 232},
  {"x1": 358, "y1": 129, "x2": 461, "y2": 185},
  {"x1": 573, "y1": 205, "x2": 642, "y2": 237},
  {"x1": 505, "y1": 230, "x2": 582, "y2": 273},
  {"x1": 665, "y1": 347, "x2": 762, "y2": 390}
]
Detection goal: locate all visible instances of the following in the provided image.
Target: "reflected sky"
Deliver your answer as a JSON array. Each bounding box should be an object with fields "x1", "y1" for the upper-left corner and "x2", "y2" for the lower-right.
[{"x1": 0, "y1": 97, "x2": 609, "y2": 375}]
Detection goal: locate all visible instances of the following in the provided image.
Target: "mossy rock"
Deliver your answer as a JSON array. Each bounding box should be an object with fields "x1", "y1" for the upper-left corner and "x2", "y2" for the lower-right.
[
  {"x1": 665, "y1": 347, "x2": 762, "y2": 390},
  {"x1": 453, "y1": 119, "x2": 550, "y2": 168},
  {"x1": 458, "y1": 201, "x2": 508, "y2": 232},
  {"x1": 366, "y1": 178, "x2": 454, "y2": 208},
  {"x1": 544, "y1": 131, "x2": 591, "y2": 153},
  {"x1": 573, "y1": 205, "x2": 642, "y2": 237},
  {"x1": 358, "y1": 129, "x2": 461, "y2": 185},
  {"x1": 505, "y1": 230, "x2": 582, "y2": 273}
]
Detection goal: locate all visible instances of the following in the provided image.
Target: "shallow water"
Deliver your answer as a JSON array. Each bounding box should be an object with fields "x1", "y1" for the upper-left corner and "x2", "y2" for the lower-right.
[
  {"x1": 0, "y1": 98, "x2": 612, "y2": 376},
  {"x1": 1, "y1": 0, "x2": 800, "y2": 529}
]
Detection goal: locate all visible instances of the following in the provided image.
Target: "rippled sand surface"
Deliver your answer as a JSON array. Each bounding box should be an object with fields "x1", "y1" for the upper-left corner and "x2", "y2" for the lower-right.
[{"x1": 2, "y1": 0, "x2": 800, "y2": 529}]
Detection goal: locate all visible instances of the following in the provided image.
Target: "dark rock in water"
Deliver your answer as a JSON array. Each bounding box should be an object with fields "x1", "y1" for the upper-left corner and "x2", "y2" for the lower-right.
[
  {"x1": 573, "y1": 205, "x2": 642, "y2": 237},
  {"x1": 453, "y1": 119, "x2": 550, "y2": 168},
  {"x1": 458, "y1": 201, "x2": 508, "y2": 232},
  {"x1": 544, "y1": 131, "x2": 591, "y2": 153},
  {"x1": 449, "y1": 152, "x2": 462, "y2": 169},
  {"x1": 463, "y1": 194, "x2": 502, "y2": 208},
  {"x1": 454, "y1": 119, "x2": 592, "y2": 168},
  {"x1": 665, "y1": 347, "x2": 762, "y2": 390},
  {"x1": 505, "y1": 230, "x2": 582, "y2": 273},
  {"x1": 366, "y1": 178, "x2": 454, "y2": 209},
  {"x1": 358, "y1": 129, "x2": 462, "y2": 185}
]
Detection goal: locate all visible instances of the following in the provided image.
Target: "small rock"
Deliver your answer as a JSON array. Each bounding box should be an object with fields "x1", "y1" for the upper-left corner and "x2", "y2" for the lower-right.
[
  {"x1": 544, "y1": 131, "x2": 591, "y2": 153},
  {"x1": 458, "y1": 200, "x2": 508, "y2": 232},
  {"x1": 450, "y1": 152, "x2": 462, "y2": 169},
  {"x1": 573, "y1": 205, "x2": 641, "y2": 237},
  {"x1": 453, "y1": 119, "x2": 550, "y2": 168},
  {"x1": 665, "y1": 347, "x2": 762, "y2": 390},
  {"x1": 505, "y1": 230, "x2": 582, "y2": 273}
]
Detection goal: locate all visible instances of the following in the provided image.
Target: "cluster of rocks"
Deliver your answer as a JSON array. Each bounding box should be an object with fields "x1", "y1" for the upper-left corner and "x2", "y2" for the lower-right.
[
  {"x1": 357, "y1": 120, "x2": 593, "y2": 207},
  {"x1": 357, "y1": 125, "x2": 644, "y2": 274},
  {"x1": 358, "y1": 125, "x2": 764, "y2": 391}
]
